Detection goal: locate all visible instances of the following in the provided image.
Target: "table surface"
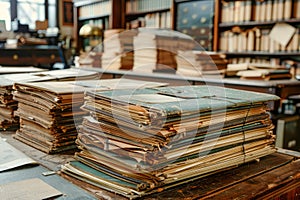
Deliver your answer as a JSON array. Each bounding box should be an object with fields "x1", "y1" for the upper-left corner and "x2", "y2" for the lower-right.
[
  {"x1": 1, "y1": 131, "x2": 300, "y2": 200},
  {"x1": 83, "y1": 68, "x2": 300, "y2": 88}
]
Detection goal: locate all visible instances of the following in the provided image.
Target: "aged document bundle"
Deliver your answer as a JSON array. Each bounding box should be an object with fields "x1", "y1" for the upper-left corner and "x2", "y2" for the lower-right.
[
  {"x1": 61, "y1": 85, "x2": 279, "y2": 198},
  {"x1": 0, "y1": 69, "x2": 99, "y2": 130},
  {"x1": 13, "y1": 79, "x2": 166, "y2": 153}
]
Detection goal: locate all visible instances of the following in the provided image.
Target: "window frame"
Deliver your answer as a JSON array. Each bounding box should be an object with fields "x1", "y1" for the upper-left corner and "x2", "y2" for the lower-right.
[{"x1": 8, "y1": 0, "x2": 58, "y2": 29}]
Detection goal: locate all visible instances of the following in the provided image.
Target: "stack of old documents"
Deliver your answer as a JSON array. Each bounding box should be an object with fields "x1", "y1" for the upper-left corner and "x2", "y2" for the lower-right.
[
  {"x1": 0, "y1": 69, "x2": 99, "y2": 130},
  {"x1": 13, "y1": 79, "x2": 166, "y2": 154},
  {"x1": 133, "y1": 28, "x2": 195, "y2": 73},
  {"x1": 61, "y1": 85, "x2": 279, "y2": 198},
  {"x1": 0, "y1": 78, "x2": 19, "y2": 130}
]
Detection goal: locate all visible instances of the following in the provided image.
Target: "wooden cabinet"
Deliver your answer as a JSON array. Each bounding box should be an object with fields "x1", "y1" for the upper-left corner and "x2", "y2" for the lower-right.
[
  {"x1": 0, "y1": 45, "x2": 63, "y2": 68},
  {"x1": 173, "y1": 0, "x2": 215, "y2": 51}
]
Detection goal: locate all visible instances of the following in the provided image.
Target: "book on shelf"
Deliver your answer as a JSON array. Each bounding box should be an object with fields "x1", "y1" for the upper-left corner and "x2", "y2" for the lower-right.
[
  {"x1": 221, "y1": 1, "x2": 252, "y2": 23},
  {"x1": 125, "y1": 0, "x2": 172, "y2": 14},
  {"x1": 78, "y1": 0, "x2": 112, "y2": 18},
  {"x1": 220, "y1": 25, "x2": 300, "y2": 53},
  {"x1": 222, "y1": 0, "x2": 295, "y2": 23}
]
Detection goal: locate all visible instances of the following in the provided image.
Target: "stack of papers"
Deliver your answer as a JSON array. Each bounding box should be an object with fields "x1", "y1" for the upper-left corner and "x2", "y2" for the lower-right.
[
  {"x1": 133, "y1": 28, "x2": 195, "y2": 73},
  {"x1": 0, "y1": 69, "x2": 99, "y2": 130},
  {"x1": 61, "y1": 85, "x2": 279, "y2": 198},
  {"x1": 13, "y1": 79, "x2": 167, "y2": 153},
  {"x1": 102, "y1": 30, "x2": 138, "y2": 70},
  {"x1": 176, "y1": 51, "x2": 228, "y2": 76},
  {"x1": 226, "y1": 63, "x2": 292, "y2": 80}
]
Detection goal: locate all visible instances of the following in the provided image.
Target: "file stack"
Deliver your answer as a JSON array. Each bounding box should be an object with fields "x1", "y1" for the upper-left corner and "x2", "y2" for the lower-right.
[
  {"x1": 13, "y1": 79, "x2": 166, "y2": 154},
  {"x1": 0, "y1": 69, "x2": 99, "y2": 130},
  {"x1": 133, "y1": 28, "x2": 195, "y2": 73},
  {"x1": 176, "y1": 51, "x2": 227, "y2": 76},
  {"x1": 101, "y1": 29, "x2": 138, "y2": 70},
  {"x1": 61, "y1": 85, "x2": 279, "y2": 198},
  {"x1": 0, "y1": 78, "x2": 19, "y2": 130}
]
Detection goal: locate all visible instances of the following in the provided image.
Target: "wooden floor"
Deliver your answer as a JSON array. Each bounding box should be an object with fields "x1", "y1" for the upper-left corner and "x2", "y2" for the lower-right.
[{"x1": 1, "y1": 130, "x2": 300, "y2": 200}]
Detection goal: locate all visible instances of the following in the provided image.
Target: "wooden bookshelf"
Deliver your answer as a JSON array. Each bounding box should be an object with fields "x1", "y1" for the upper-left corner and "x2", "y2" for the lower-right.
[
  {"x1": 72, "y1": 0, "x2": 217, "y2": 52},
  {"x1": 223, "y1": 51, "x2": 300, "y2": 57},
  {"x1": 73, "y1": 0, "x2": 125, "y2": 51},
  {"x1": 125, "y1": 0, "x2": 173, "y2": 29},
  {"x1": 219, "y1": 19, "x2": 300, "y2": 28},
  {"x1": 214, "y1": 0, "x2": 300, "y2": 64}
]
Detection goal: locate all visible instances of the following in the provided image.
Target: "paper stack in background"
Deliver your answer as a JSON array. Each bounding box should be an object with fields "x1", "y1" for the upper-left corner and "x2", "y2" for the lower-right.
[
  {"x1": 133, "y1": 28, "x2": 195, "y2": 74},
  {"x1": 61, "y1": 85, "x2": 279, "y2": 199},
  {"x1": 0, "y1": 69, "x2": 99, "y2": 130},
  {"x1": 176, "y1": 51, "x2": 228, "y2": 76},
  {"x1": 0, "y1": 78, "x2": 19, "y2": 130},
  {"x1": 13, "y1": 79, "x2": 167, "y2": 154},
  {"x1": 101, "y1": 29, "x2": 138, "y2": 70},
  {"x1": 226, "y1": 62, "x2": 292, "y2": 80}
]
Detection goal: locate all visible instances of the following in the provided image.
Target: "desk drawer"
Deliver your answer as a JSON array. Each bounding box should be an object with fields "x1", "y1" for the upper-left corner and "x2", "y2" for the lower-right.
[
  {"x1": 34, "y1": 50, "x2": 62, "y2": 65},
  {"x1": 0, "y1": 50, "x2": 33, "y2": 65}
]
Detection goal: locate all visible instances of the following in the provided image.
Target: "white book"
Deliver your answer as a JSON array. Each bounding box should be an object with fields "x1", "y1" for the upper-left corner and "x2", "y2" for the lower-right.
[
  {"x1": 284, "y1": 0, "x2": 292, "y2": 19},
  {"x1": 277, "y1": 0, "x2": 284, "y2": 20},
  {"x1": 244, "y1": 1, "x2": 252, "y2": 21},
  {"x1": 259, "y1": 1, "x2": 266, "y2": 21},
  {"x1": 265, "y1": 0, "x2": 273, "y2": 21},
  {"x1": 272, "y1": 0, "x2": 279, "y2": 20},
  {"x1": 247, "y1": 29, "x2": 255, "y2": 51}
]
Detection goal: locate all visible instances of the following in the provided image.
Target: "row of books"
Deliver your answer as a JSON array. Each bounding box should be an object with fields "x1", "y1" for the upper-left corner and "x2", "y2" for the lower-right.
[
  {"x1": 228, "y1": 57, "x2": 281, "y2": 66},
  {"x1": 126, "y1": 0, "x2": 171, "y2": 14},
  {"x1": 144, "y1": 11, "x2": 171, "y2": 28},
  {"x1": 78, "y1": 0, "x2": 112, "y2": 19},
  {"x1": 219, "y1": 27, "x2": 300, "y2": 53},
  {"x1": 127, "y1": 11, "x2": 171, "y2": 29},
  {"x1": 221, "y1": 0, "x2": 300, "y2": 23}
]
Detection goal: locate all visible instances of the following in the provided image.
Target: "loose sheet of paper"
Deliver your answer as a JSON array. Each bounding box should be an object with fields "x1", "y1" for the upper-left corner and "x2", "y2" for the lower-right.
[
  {"x1": 269, "y1": 23, "x2": 296, "y2": 47},
  {"x1": 0, "y1": 178, "x2": 63, "y2": 200},
  {"x1": 0, "y1": 137, "x2": 38, "y2": 172}
]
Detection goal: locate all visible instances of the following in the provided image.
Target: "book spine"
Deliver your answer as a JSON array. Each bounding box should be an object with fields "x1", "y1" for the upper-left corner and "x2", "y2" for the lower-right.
[
  {"x1": 265, "y1": 0, "x2": 273, "y2": 21},
  {"x1": 272, "y1": 0, "x2": 279, "y2": 21},
  {"x1": 244, "y1": 0, "x2": 252, "y2": 21},
  {"x1": 284, "y1": 0, "x2": 292, "y2": 19}
]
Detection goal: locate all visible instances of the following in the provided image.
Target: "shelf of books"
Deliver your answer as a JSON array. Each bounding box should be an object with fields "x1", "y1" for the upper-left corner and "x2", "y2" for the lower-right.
[
  {"x1": 77, "y1": 0, "x2": 112, "y2": 20},
  {"x1": 215, "y1": 0, "x2": 300, "y2": 65},
  {"x1": 73, "y1": 0, "x2": 125, "y2": 51},
  {"x1": 125, "y1": 0, "x2": 172, "y2": 29}
]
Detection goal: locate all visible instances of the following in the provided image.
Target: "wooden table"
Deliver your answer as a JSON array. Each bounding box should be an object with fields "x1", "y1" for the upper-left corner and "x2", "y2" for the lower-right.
[{"x1": 1, "y1": 131, "x2": 300, "y2": 200}]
